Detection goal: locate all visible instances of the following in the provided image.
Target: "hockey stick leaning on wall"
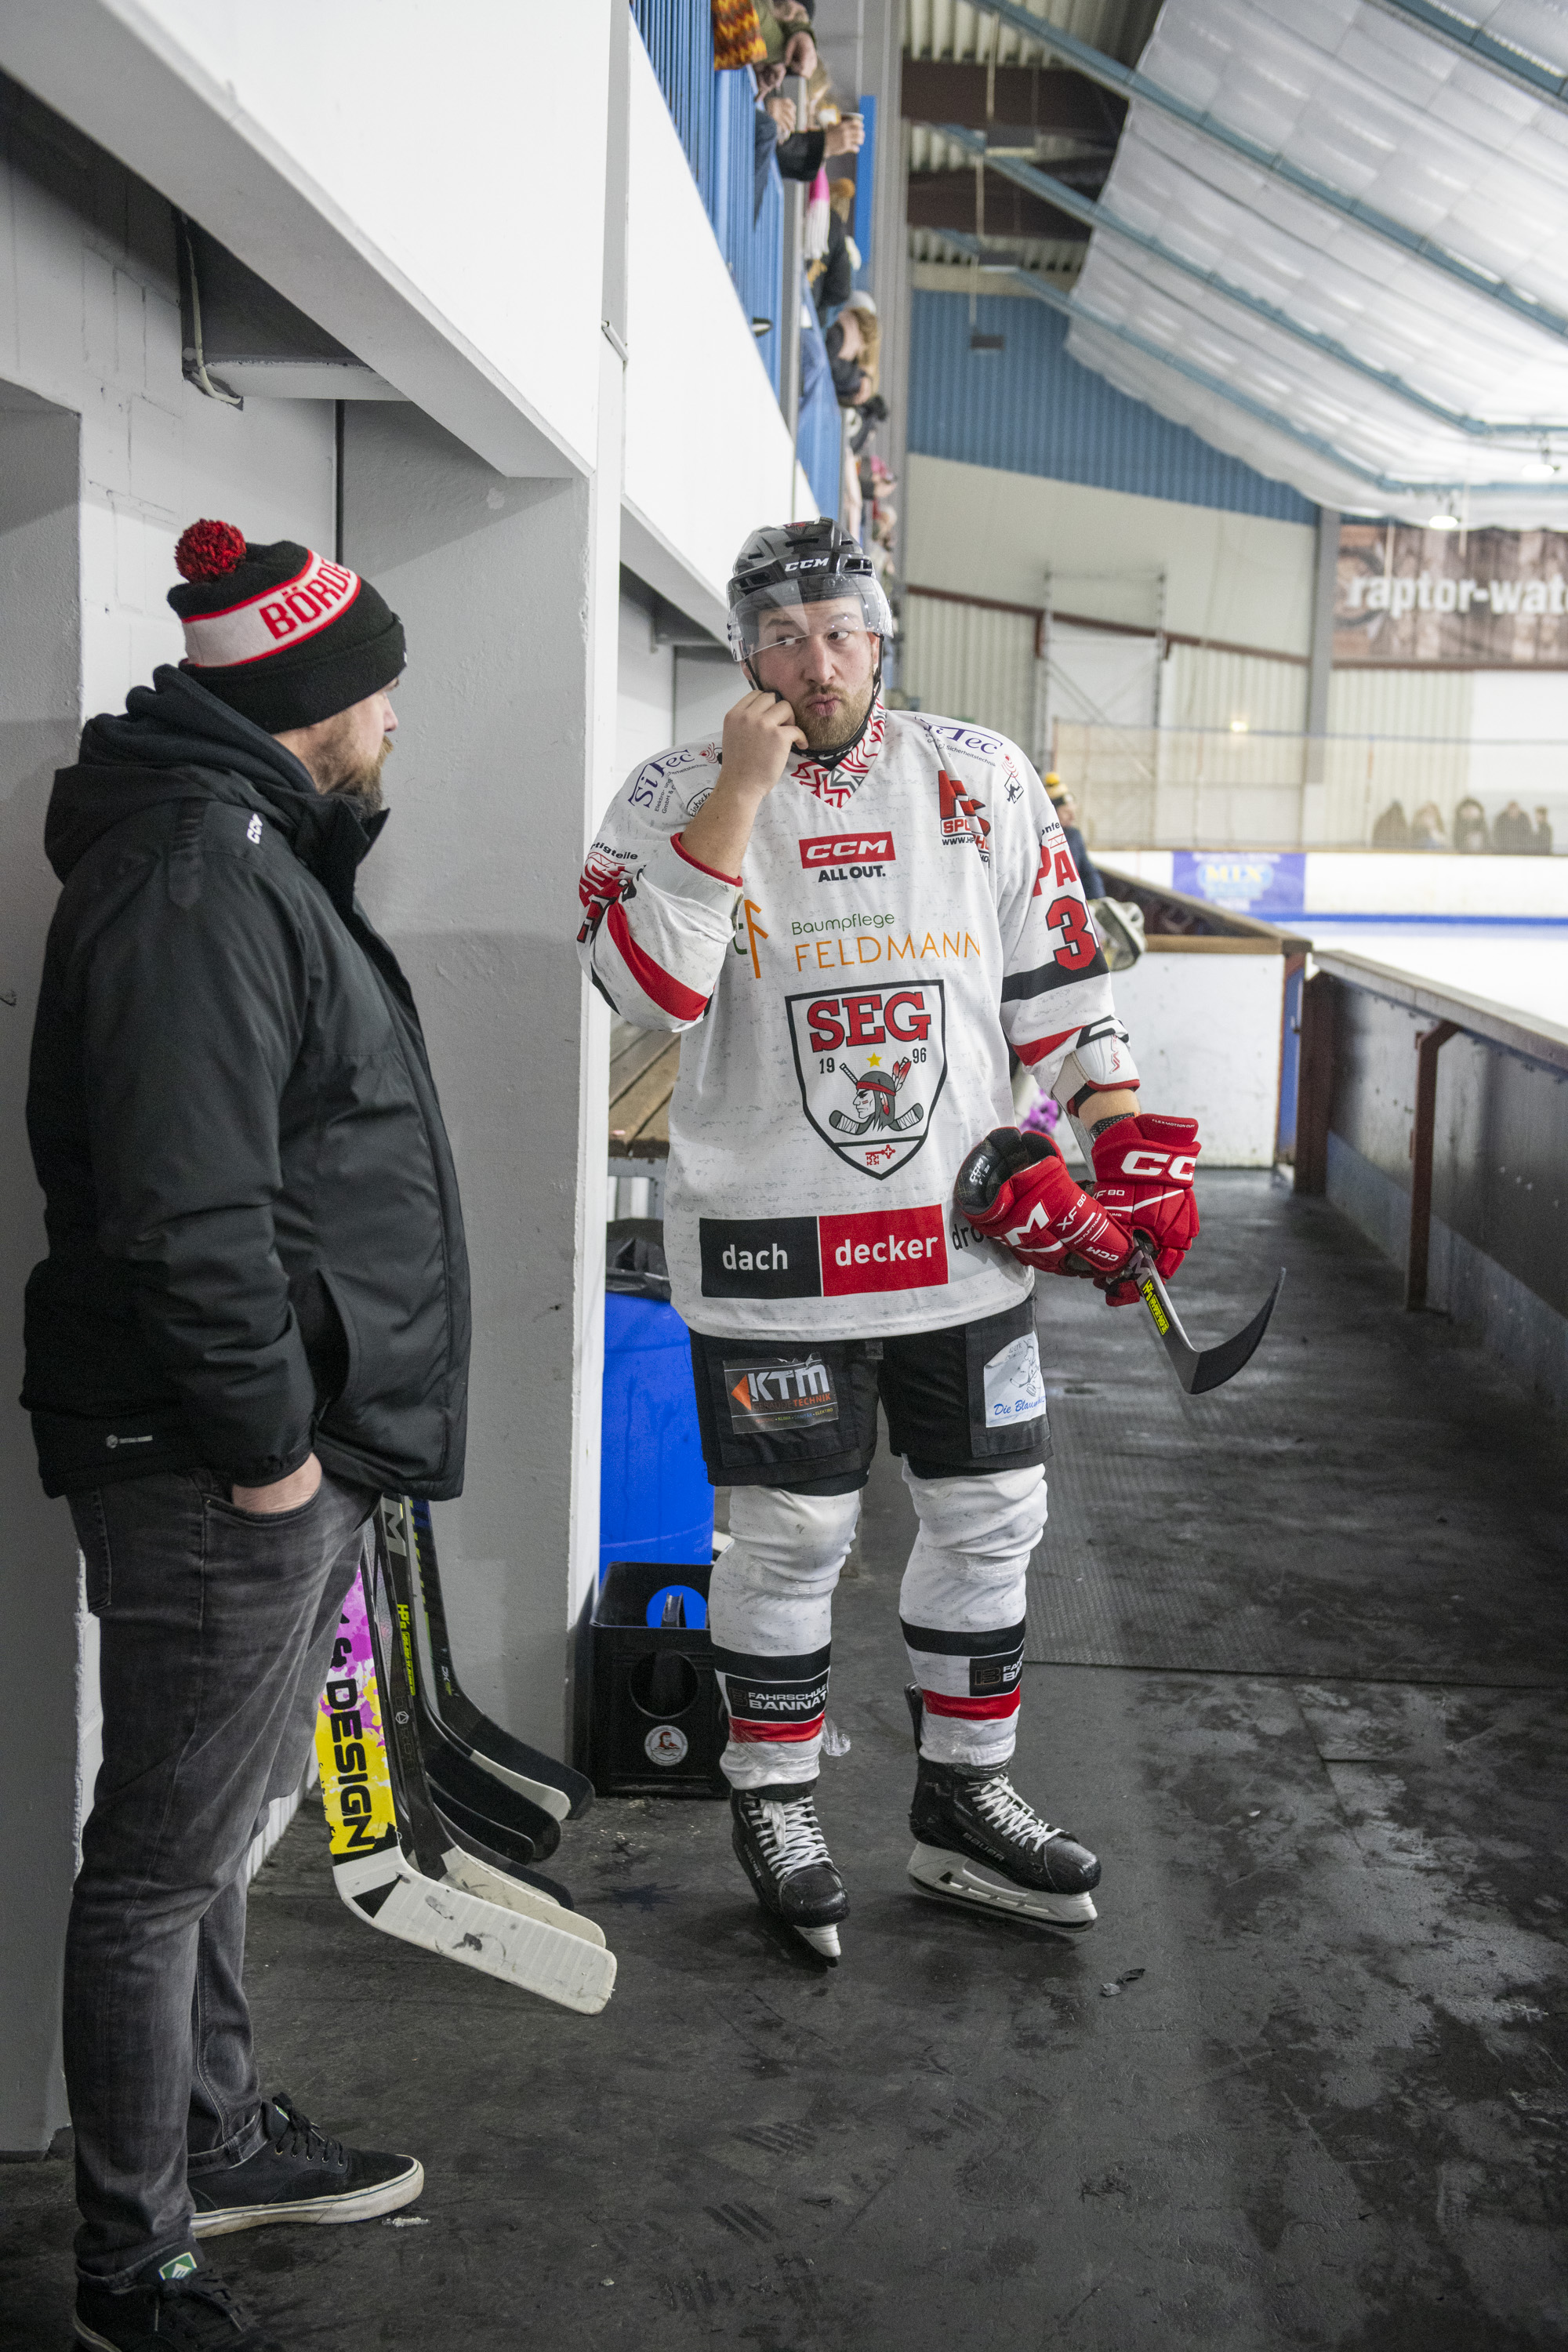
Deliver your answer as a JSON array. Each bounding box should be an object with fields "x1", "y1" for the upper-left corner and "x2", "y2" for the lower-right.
[{"x1": 314, "y1": 1519, "x2": 616, "y2": 2015}]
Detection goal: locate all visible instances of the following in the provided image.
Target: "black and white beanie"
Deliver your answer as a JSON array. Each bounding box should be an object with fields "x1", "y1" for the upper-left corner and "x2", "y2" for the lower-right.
[{"x1": 167, "y1": 518, "x2": 405, "y2": 733}]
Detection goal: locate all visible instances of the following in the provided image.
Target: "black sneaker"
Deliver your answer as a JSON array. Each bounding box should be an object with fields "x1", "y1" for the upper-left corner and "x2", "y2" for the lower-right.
[
  {"x1": 188, "y1": 2094, "x2": 423, "y2": 2238},
  {"x1": 75, "y1": 2251, "x2": 284, "y2": 2349}
]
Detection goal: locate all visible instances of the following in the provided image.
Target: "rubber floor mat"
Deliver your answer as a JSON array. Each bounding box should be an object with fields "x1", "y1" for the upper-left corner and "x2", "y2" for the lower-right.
[{"x1": 1023, "y1": 1179, "x2": 1568, "y2": 1687}]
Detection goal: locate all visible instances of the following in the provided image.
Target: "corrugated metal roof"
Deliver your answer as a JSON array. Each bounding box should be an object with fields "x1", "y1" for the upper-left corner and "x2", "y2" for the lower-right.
[
  {"x1": 907, "y1": 285, "x2": 1318, "y2": 520},
  {"x1": 906, "y1": 0, "x2": 1160, "y2": 69}
]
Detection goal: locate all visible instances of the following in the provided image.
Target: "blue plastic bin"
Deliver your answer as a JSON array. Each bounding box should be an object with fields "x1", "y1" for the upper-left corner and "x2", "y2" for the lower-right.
[{"x1": 600, "y1": 1291, "x2": 713, "y2": 1577}]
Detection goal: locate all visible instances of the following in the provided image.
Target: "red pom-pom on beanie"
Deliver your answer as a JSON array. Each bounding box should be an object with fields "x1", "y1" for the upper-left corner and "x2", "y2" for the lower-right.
[{"x1": 174, "y1": 519, "x2": 248, "y2": 583}]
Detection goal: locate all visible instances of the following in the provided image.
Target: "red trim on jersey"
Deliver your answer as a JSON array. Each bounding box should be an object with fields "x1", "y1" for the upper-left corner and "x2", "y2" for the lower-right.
[
  {"x1": 673, "y1": 835, "x2": 742, "y2": 887},
  {"x1": 1013, "y1": 1025, "x2": 1076, "y2": 1069},
  {"x1": 606, "y1": 902, "x2": 709, "y2": 1022},
  {"x1": 727, "y1": 1712, "x2": 825, "y2": 1744},
  {"x1": 921, "y1": 1688, "x2": 1022, "y2": 1722}
]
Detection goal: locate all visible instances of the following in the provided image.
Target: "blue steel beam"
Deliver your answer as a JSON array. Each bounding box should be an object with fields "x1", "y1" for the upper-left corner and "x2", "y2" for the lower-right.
[
  {"x1": 934, "y1": 122, "x2": 1568, "y2": 441},
  {"x1": 1361, "y1": 0, "x2": 1568, "y2": 111},
  {"x1": 963, "y1": 0, "x2": 1568, "y2": 347},
  {"x1": 938, "y1": 229, "x2": 1568, "y2": 502}
]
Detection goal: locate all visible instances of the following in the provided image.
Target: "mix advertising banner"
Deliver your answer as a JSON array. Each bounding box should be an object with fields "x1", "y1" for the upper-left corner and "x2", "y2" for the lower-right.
[{"x1": 1335, "y1": 523, "x2": 1568, "y2": 666}]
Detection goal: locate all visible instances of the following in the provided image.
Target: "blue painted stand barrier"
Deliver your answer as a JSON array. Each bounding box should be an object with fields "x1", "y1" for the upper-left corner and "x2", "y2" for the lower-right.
[{"x1": 600, "y1": 1292, "x2": 714, "y2": 1577}]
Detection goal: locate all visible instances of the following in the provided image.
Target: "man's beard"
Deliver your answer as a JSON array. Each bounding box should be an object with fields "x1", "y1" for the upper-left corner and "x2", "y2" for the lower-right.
[
  {"x1": 324, "y1": 735, "x2": 394, "y2": 820},
  {"x1": 793, "y1": 673, "x2": 877, "y2": 753}
]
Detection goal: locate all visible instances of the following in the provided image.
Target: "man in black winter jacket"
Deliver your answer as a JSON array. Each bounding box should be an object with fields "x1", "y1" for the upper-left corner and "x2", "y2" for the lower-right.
[{"x1": 24, "y1": 519, "x2": 470, "y2": 2352}]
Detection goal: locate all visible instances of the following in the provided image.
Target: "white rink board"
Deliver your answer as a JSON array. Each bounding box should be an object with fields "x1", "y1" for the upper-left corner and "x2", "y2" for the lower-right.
[{"x1": 1109, "y1": 951, "x2": 1285, "y2": 1169}]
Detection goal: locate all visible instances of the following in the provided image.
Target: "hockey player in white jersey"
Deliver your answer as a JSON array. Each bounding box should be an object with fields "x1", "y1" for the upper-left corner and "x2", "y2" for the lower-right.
[{"x1": 578, "y1": 519, "x2": 1202, "y2": 1959}]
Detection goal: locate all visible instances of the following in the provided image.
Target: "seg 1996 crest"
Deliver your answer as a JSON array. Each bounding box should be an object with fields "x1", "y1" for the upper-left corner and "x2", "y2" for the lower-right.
[{"x1": 786, "y1": 982, "x2": 948, "y2": 1179}]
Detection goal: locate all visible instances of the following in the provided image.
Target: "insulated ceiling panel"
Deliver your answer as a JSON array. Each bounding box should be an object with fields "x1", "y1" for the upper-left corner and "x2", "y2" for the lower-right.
[
  {"x1": 1063, "y1": 0, "x2": 1568, "y2": 519},
  {"x1": 906, "y1": 0, "x2": 1160, "y2": 68}
]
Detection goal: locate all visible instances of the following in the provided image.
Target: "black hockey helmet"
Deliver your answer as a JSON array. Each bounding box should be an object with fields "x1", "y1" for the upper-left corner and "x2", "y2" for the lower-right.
[{"x1": 726, "y1": 516, "x2": 894, "y2": 661}]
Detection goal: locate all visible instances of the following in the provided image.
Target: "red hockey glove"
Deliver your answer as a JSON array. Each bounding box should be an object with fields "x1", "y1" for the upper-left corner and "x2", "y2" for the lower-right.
[
  {"x1": 1091, "y1": 1114, "x2": 1201, "y2": 1304},
  {"x1": 954, "y1": 1127, "x2": 1134, "y2": 1279}
]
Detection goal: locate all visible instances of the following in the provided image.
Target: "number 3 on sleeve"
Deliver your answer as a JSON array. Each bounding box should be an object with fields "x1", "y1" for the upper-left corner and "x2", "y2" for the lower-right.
[{"x1": 1047, "y1": 893, "x2": 1099, "y2": 974}]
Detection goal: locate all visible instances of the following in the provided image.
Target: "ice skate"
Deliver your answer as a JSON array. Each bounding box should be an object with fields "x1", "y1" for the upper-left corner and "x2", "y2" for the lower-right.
[
  {"x1": 905, "y1": 1689, "x2": 1099, "y2": 1935},
  {"x1": 731, "y1": 1780, "x2": 848, "y2": 1962}
]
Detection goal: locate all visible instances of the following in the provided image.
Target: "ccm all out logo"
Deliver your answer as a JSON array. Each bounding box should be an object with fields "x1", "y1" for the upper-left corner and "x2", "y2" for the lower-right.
[
  {"x1": 786, "y1": 981, "x2": 948, "y2": 1178},
  {"x1": 799, "y1": 830, "x2": 896, "y2": 882}
]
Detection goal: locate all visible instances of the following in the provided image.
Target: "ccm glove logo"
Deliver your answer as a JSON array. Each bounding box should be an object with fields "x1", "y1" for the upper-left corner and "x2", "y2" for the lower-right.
[{"x1": 1117, "y1": 1146, "x2": 1198, "y2": 1181}]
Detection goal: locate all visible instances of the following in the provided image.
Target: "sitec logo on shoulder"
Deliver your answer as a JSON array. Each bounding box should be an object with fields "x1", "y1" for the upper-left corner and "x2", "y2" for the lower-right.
[{"x1": 800, "y1": 831, "x2": 895, "y2": 883}]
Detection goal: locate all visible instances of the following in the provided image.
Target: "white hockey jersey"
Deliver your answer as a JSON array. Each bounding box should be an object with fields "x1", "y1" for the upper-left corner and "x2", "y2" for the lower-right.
[{"x1": 578, "y1": 700, "x2": 1133, "y2": 1339}]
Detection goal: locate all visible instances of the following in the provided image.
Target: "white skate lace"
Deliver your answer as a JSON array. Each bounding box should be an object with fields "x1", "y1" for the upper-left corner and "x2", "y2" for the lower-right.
[
  {"x1": 972, "y1": 1774, "x2": 1062, "y2": 1851},
  {"x1": 750, "y1": 1793, "x2": 833, "y2": 1879}
]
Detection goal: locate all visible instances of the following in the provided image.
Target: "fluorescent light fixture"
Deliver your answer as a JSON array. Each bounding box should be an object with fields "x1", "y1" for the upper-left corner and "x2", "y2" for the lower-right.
[{"x1": 1427, "y1": 513, "x2": 1462, "y2": 531}]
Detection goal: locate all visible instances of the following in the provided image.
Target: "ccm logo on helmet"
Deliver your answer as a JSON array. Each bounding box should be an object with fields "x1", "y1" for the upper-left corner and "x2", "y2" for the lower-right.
[
  {"x1": 800, "y1": 833, "x2": 895, "y2": 868},
  {"x1": 1118, "y1": 1147, "x2": 1198, "y2": 1181}
]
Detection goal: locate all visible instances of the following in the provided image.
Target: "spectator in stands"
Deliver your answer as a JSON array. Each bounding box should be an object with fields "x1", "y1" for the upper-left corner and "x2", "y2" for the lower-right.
[
  {"x1": 753, "y1": 71, "x2": 862, "y2": 212},
  {"x1": 1532, "y1": 805, "x2": 1554, "y2": 854},
  {"x1": 1410, "y1": 800, "x2": 1450, "y2": 850},
  {"x1": 826, "y1": 293, "x2": 878, "y2": 406},
  {"x1": 758, "y1": 0, "x2": 817, "y2": 78},
  {"x1": 1371, "y1": 799, "x2": 1410, "y2": 848},
  {"x1": 1493, "y1": 798, "x2": 1535, "y2": 852},
  {"x1": 1453, "y1": 796, "x2": 1490, "y2": 853},
  {"x1": 1047, "y1": 776, "x2": 1105, "y2": 898},
  {"x1": 777, "y1": 103, "x2": 865, "y2": 181},
  {"x1": 809, "y1": 177, "x2": 859, "y2": 320}
]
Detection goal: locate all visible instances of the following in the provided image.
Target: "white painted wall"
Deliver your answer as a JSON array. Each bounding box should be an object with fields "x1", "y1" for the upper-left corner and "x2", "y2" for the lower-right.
[
  {"x1": 4, "y1": 0, "x2": 609, "y2": 477},
  {"x1": 616, "y1": 592, "x2": 674, "y2": 781},
  {"x1": 906, "y1": 454, "x2": 1316, "y2": 656},
  {"x1": 1109, "y1": 949, "x2": 1286, "y2": 1167},
  {"x1": 622, "y1": 32, "x2": 810, "y2": 629}
]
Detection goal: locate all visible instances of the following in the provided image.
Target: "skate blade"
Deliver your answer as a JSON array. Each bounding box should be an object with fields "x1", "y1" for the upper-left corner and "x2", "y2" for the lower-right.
[
  {"x1": 908, "y1": 1844, "x2": 1098, "y2": 1933},
  {"x1": 796, "y1": 1923, "x2": 841, "y2": 1962}
]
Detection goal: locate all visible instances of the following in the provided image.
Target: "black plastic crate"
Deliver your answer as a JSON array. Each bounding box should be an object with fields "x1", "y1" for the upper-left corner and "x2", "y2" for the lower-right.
[{"x1": 587, "y1": 1559, "x2": 728, "y2": 1798}]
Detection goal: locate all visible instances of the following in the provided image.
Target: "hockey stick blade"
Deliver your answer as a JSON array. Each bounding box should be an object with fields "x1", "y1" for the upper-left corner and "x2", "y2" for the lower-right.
[
  {"x1": 395, "y1": 1500, "x2": 593, "y2": 1821},
  {"x1": 378, "y1": 1507, "x2": 567, "y2": 1864},
  {"x1": 315, "y1": 1537, "x2": 615, "y2": 2013},
  {"x1": 1134, "y1": 1258, "x2": 1286, "y2": 1395}
]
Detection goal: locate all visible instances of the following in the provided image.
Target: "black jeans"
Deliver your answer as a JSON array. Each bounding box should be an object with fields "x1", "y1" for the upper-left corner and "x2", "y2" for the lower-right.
[{"x1": 64, "y1": 1467, "x2": 376, "y2": 2283}]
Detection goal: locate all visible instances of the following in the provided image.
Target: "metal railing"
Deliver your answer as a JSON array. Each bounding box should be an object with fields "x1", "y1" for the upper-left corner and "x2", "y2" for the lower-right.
[
  {"x1": 632, "y1": 0, "x2": 786, "y2": 402},
  {"x1": 630, "y1": 2, "x2": 841, "y2": 508}
]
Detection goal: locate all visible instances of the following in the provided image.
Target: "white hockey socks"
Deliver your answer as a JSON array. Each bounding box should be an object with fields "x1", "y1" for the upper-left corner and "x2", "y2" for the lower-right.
[
  {"x1": 709, "y1": 1484, "x2": 862, "y2": 1790},
  {"x1": 898, "y1": 1463, "x2": 1047, "y2": 1770}
]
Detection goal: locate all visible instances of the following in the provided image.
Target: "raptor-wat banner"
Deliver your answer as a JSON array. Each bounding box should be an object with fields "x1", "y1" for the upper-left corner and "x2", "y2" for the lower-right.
[{"x1": 1334, "y1": 522, "x2": 1568, "y2": 666}]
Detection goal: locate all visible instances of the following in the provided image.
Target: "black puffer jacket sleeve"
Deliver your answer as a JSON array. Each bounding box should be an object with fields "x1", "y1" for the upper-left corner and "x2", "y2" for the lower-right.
[{"x1": 78, "y1": 840, "x2": 317, "y2": 1487}]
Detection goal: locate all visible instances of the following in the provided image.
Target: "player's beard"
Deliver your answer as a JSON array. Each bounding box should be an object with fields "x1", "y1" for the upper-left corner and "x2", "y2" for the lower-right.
[
  {"x1": 323, "y1": 733, "x2": 394, "y2": 821},
  {"x1": 793, "y1": 671, "x2": 877, "y2": 753}
]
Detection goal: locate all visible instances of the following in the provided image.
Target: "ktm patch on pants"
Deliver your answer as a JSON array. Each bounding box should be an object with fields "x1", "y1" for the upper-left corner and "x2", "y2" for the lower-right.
[{"x1": 724, "y1": 1357, "x2": 839, "y2": 1434}]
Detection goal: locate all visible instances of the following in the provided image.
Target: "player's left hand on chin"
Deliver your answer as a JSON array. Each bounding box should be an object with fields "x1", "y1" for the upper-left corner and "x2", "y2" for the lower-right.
[{"x1": 1090, "y1": 1113, "x2": 1200, "y2": 1305}]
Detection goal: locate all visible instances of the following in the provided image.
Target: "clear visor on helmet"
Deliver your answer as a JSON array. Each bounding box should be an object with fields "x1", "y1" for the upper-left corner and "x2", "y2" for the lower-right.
[{"x1": 727, "y1": 569, "x2": 894, "y2": 662}]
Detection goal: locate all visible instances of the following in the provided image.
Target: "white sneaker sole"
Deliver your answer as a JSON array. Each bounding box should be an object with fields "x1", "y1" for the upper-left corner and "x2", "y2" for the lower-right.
[
  {"x1": 908, "y1": 1843, "x2": 1098, "y2": 1933},
  {"x1": 190, "y1": 2156, "x2": 424, "y2": 2237}
]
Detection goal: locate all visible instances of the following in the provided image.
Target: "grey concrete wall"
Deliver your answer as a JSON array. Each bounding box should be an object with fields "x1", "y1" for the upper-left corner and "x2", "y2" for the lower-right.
[
  {"x1": 345, "y1": 405, "x2": 612, "y2": 1757},
  {"x1": 0, "y1": 391, "x2": 84, "y2": 2151}
]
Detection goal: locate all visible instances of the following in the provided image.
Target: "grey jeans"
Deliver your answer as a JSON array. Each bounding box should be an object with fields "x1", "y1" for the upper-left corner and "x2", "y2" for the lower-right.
[{"x1": 65, "y1": 1465, "x2": 376, "y2": 2284}]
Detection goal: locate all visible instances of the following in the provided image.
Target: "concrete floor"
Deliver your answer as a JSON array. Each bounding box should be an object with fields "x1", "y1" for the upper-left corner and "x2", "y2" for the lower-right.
[{"x1": 4, "y1": 1175, "x2": 1566, "y2": 2350}]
